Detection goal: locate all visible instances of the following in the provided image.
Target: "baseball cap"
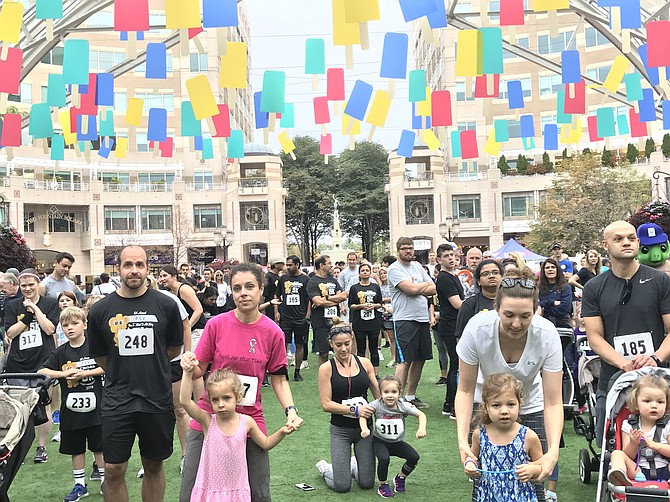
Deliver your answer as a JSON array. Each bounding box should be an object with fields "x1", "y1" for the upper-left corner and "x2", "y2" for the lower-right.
[
  {"x1": 269, "y1": 257, "x2": 285, "y2": 266},
  {"x1": 550, "y1": 242, "x2": 563, "y2": 250},
  {"x1": 637, "y1": 223, "x2": 669, "y2": 246}
]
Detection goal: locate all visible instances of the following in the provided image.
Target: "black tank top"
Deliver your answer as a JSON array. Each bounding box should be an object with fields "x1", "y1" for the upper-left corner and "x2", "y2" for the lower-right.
[
  {"x1": 329, "y1": 355, "x2": 371, "y2": 428},
  {"x1": 177, "y1": 283, "x2": 206, "y2": 330}
]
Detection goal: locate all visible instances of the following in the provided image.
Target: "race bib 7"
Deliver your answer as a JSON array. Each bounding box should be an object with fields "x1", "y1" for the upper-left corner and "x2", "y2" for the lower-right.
[{"x1": 238, "y1": 375, "x2": 259, "y2": 407}]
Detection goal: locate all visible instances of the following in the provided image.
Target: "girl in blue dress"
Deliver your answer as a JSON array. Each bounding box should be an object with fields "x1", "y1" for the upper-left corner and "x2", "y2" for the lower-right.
[{"x1": 464, "y1": 373, "x2": 543, "y2": 502}]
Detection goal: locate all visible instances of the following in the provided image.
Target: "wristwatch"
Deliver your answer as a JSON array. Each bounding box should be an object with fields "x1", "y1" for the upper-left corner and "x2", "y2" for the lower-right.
[
  {"x1": 349, "y1": 405, "x2": 356, "y2": 415},
  {"x1": 651, "y1": 354, "x2": 662, "y2": 366},
  {"x1": 284, "y1": 405, "x2": 298, "y2": 416}
]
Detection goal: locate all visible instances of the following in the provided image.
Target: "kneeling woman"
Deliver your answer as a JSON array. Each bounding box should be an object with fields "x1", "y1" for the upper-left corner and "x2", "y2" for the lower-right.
[{"x1": 317, "y1": 319, "x2": 381, "y2": 492}]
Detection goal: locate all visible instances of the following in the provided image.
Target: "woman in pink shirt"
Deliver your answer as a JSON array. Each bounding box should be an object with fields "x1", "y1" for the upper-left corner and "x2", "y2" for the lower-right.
[{"x1": 179, "y1": 263, "x2": 303, "y2": 502}]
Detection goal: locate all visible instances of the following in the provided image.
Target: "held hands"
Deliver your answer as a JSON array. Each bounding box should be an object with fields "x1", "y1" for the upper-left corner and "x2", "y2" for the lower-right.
[
  {"x1": 463, "y1": 458, "x2": 480, "y2": 479},
  {"x1": 285, "y1": 410, "x2": 304, "y2": 432},
  {"x1": 622, "y1": 355, "x2": 658, "y2": 372},
  {"x1": 531, "y1": 452, "x2": 558, "y2": 482},
  {"x1": 358, "y1": 404, "x2": 374, "y2": 419},
  {"x1": 515, "y1": 463, "x2": 542, "y2": 483},
  {"x1": 361, "y1": 427, "x2": 371, "y2": 438},
  {"x1": 180, "y1": 351, "x2": 199, "y2": 373},
  {"x1": 416, "y1": 428, "x2": 426, "y2": 439}
]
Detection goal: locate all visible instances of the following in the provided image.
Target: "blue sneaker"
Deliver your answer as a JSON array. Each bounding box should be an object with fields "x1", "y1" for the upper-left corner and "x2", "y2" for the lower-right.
[
  {"x1": 52, "y1": 410, "x2": 60, "y2": 425},
  {"x1": 63, "y1": 483, "x2": 88, "y2": 501}
]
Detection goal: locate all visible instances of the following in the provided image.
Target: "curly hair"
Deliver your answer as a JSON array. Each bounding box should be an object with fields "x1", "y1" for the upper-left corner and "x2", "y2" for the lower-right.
[
  {"x1": 474, "y1": 373, "x2": 524, "y2": 426},
  {"x1": 626, "y1": 374, "x2": 670, "y2": 414}
]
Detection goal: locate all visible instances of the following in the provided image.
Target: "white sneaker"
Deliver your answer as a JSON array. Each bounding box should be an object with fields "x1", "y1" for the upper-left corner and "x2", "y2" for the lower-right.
[
  {"x1": 315, "y1": 460, "x2": 329, "y2": 475},
  {"x1": 300, "y1": 361, "x2": 309, "y2": 370},
  {"x1": 545, "y1": 490, "x2": 557, "y2": 502},
  {"x1": 378, "y1": 349, "x2": 384, "y2": 361},
  {"x1": 350, "y1": 457, "x2": 358, "y2": 479},
  {"x1": 137, "y1": 468, "x2": 144, "y2": 478},
  {"x1": 386, "y1": 361, "x2": 397, "y2": 368},
  {"x1": 51, "y1": 430, "x2": 61, "y2": 442}
]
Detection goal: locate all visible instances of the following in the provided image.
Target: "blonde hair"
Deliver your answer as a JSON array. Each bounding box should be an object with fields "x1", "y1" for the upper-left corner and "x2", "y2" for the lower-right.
[
  {"x1": 329, "y1": 317, "x2": 354, "y2": 339},
  {"x1": 475, "y1": 373, "x2": 524, "y2": 426},
  {"x1": 626, "y1": 375, "x2": 670, "y2": 413},
  {"x1": 59, "y1": 306, "x2": 87, "y2": 325},
  {"x1": 508, "y1": 251, "x2": 528, "y2": 270},
  {"x1": 206, "y1": 368, "x2": 244, "y2": 402},
  {"x1": 83, "y1": 295, "x2": 105, "y2": 313}
]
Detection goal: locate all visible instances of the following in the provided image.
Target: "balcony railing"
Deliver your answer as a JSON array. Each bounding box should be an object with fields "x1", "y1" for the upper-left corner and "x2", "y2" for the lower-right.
[
  {"x1": 103, "y1": 182, "x2": 172, "y2": 192},
  {"x1": 446, "y1": 171, "x2": 489, "y2": 182},
  {"x1": 184, "y1": 182, "x2": 227, "y2": 191},
  {"x1": 24, "y1": 180, "x2": 89, "y2": 191},
  {"x1": 404, "y1": 171, "x2": 434, "y2": 189},
  {"x1": 239, "y1": 177, "x2": 269, "y2": 194}
]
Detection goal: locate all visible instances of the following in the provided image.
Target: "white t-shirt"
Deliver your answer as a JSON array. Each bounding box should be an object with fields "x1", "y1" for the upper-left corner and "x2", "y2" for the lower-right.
[
  {"x1": 158, "y1": 289, "x2": 189, "y2": 362},
  {"x1": 387, "y1": 260, "x2": 432, "y2": 322},
  {"x1": 91, "y1": 282, "x2": 116, "y2": 295},
  {"x1": 457, "y1": 310, "x2": 563, "y2": 414},
  {"x1": 622, "y1": 419, "x2": 670, "y2": 469}
]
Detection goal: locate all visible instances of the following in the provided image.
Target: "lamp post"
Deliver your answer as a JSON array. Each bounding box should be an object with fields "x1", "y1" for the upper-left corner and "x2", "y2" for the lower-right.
[
  {"x1": 653, "y1": 171, "x2": 670, "y2": 200},
  {"x1": 438, "y1": 216, "x2": 461, "y2": 241},
  {"x1": 215, "y1": 225, "x2": 235, "y2": 262}
]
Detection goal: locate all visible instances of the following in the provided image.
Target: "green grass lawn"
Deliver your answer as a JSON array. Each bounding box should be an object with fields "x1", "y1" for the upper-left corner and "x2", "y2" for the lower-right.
[{"x1": 9, "y1": 347, "x2": 599, "y2": 501}]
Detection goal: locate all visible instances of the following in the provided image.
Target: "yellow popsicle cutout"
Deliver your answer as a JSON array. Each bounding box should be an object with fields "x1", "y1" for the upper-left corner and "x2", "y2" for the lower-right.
[
  {"x1": 367, "y1": 90, "x2": 391, "y2": 127},
  {"x1": 165, "y1": 0, "x2": 201, "y2": 29},
  {"x1": 603, "y1": 55, "x2": 628, "y2": 93},
  {"x1": 424, "y1": 129, "x2": 441, "y2": 151},
  {"x1": 278, "y1": 131, "x2": 297, "y2": 160},
  {"x1": 333, "y1": 0, "x2": 360, "y2": 46},
  {"x1": 561, "y1": 118, "x2": 582, "y2": 144},
  {"x1": 533, "y1": 0, "x2": 569, "y2": 11},
  {"x1": 125, "y1": 98, "x2": 144, "y2": 126},
  {"x1": 344, "y1": 0, "x2": 380, "y2": 22},
  {"x1": 484, "y1": 129, "x2": 500, "y2": 156},
  {"x1": 186, "y1": 75, "x2": 219, "y2": 120},
  {"x1": 342, "y1": 104, "x2": 361, "y2": 135},
  {"x1": 220, "y1": 42, "x2": 247, "y2": 89},
  {"x1": 417, "y1": 88, "x2": 432, "y2": 117},
  {"x1": 59, "y1": 110, "x2": 77, "y2": 145},
  {"x1": 456, "y1": 30, "x2": 483, "y2": 77},
  {"x1": 0, "y1": 1, "x2": 24, "y2": 44},
  {"x1": 115, "y1": 137, "x2": 129, "y2": 158}
]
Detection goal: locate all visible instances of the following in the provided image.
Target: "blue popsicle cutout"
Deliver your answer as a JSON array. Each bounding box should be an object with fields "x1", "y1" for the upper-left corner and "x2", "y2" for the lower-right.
[
  {"x1": 639, "y1": 44, "x2": 660, "y2": 86},
  {"x1": 380, "y1": 33, "x2": 408, "y2": 79},
  {"x1": 638, "y1": 88, "x2": 656, "y2": 122},
  {"x1": 95, "y1": 73, "x2": 114, "y2": 107},
  {"x1": 520, "y1": 115, "x2": 535, "y2": 138},
  {"x1": 344, "y1": 80, "x2": 374, "y2": 121},
  {"x1": 398, "y1": 0, "x2": 439, "y2": 22},
  {"x1": 397, "y1": 130, "x2": 416, "y2": 158},
  {"x1": 663, "y1": 101, "x2": 670, "y2": 130},
  {"x1": 146, "y1": 43, "x2": 167, "y2": 79},
  {"x1": 148, "y1": 108, "x2": 167, "y2": 142},
  {"x1": 98, "y1": 137, "x2": 115, "y2": 159},
  {"x1": 543, "y1": 124, "x2": 558, "y2": 151},
  {"x1": 194, "y1": 136, "x2": 204, "y2": 151},
  {"x1": 427, "y1": 0, "x2": 447, "y2": 29},
  {"x1": 507, "y1": 80, "x2": 524, "y2": 109},
  {"x1": 412, "y1": 103, "x2": 431, "y2": 130},
  {"x1": 561, "y1": 50, "x2": 581, "y2": 84},
  {"x1": 254, "y1": 92, "x2": 269, "y2": 129},
  {"x1": 76, "y1": 115, "x2": 98, "y2": 142},
  {"x1": 203, "y1": 0, "x2": 238, "y2": 28}
]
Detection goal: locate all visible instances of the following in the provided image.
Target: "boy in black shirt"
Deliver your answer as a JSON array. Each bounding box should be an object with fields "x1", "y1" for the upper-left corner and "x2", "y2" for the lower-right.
[{"x1": 40, "y1": 306, "x2": 105, "y2": 501}]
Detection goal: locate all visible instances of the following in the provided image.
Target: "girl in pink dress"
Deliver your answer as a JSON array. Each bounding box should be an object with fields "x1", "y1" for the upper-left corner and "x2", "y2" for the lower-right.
[{"x1": 180, "y1": 367, "x2": 293, "y2": 502}]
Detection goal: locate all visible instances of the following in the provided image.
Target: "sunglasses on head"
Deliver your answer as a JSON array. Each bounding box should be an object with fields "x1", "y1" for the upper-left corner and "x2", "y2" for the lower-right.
[{"x1": 500, "y1": 278, "x2": 536, "y2": 289}]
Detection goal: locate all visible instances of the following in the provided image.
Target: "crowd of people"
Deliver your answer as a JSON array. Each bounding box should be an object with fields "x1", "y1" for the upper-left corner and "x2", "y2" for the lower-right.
[{"x1": 1, "y1": 220, "x2": 670, "y2": 501}]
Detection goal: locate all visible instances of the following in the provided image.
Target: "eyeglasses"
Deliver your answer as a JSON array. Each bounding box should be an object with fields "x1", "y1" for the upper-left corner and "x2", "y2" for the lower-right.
[
  {"x1": 480, "y1": 270, "x2": 501, "y2": 277},
  {"x1": 621, "y1": 279, "x2": 632, "y2": 305},
  {"x1": 500, "y1": 278, "x2": 536, "y2": 289},
  {"x1": 399, "y1": 246, "x2": 414, "y2": 252}
]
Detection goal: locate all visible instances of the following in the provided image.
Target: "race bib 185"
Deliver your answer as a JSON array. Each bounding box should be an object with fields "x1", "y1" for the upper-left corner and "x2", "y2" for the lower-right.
[{"x1": 613, "y1": 332, "x2": 653, "y2": 360}]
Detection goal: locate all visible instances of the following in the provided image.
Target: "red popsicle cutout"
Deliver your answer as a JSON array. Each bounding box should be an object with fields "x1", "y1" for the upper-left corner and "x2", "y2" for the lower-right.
[
  {"x1": 474, "y1": 74, "x2": 500, "y2": 98},
  {"x1": 327, "y1": 68, "x2": 345, "y2": 101},
  {"x1": 188, "y1": 27, "x2": 204, "y2": 39},
  {"x1": 78, "y1": 73, "x2": 98, "y2": 116},
  {"x1": 320, "y1": 133, "x2": 333, "y2": 155},
  {"x1": 1, "y1": 114, "x2": 21, "y2": 147},
  {"x1": 314, "y1": 97, "x2": 330, "y2": 124},
  {"x1": 0, "y1": 47, "x2": 23, "y2": 94},
  {"x1": 70, "y1": 107, "x2": 81, "y2": 133},
  {"x1": 461, "y1": 130, "x2": 479, "y2": 159},
  {"x1": 587, "y1": 115, "x2": 602, "y2": 142},
  {"x1": 114, "y1": 0, "x2": 150, "y2": 32},
  {"x1": 563, "y1": 80, "x2": 585, "y2": 114},
  {"x1": 647, "y1": 21, "x2": 670, "y2": 69},
  {"x1": 212, "y1": 104, "x2": 231, "y2": 138},
  {"x1": 629, "y1": 108, "x2": 648, "y2": 138},
  {"x1": 160, "y1": 137, "x2": 174, "y2": 157},
  {"x1": 500, "y1": 0, "x2": 525, "y2": 26},
  {"x1": 431, "y1": 90, "x2": 453, "y2": 127}
]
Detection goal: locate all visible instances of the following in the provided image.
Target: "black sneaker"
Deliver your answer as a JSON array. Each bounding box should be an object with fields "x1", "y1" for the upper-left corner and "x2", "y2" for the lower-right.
[
  {"x1": 33, "y1": 446, "x2": 48, "y2": 463},
  {"x1": 441, "y1": 405, "x2": 451, "y2": 416},
  {"x1": 407, "y1": 397, "x2": 429, "y2": 409},
  {"x1": 90, "y1": 461, "x2": 102, "y2": 481},
  {"x1": 294, "y1": 372, "x2": 304, "y2": 382},
  {"x1": 435, "y1": 377, "x2": 448, "y2": 385}
]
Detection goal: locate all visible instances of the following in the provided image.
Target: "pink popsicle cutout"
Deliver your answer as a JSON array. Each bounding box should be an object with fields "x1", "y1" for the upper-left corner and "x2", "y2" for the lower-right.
[
  {"x1": 431, "y1": 91, "x2": 453, "y2": 127},
  {"x1": 212, "y1": 104, "x2": 231, "y2": 138},
  {"x1": 114, "y1": 0, "x2": 149, "y2": 32},
  {"x1": 314, "y1": 96, "x2": 331, "y2": 124},
  {"x1": 320, "y1": 133, "x2": 333, "y2": 155},
  {"x1": 0, "y1": 47, "x2": 22, "y2": 94},
  {"x1": 327, "y1": 68, "x2": 345, "y2": 101},
  {"x1": 0, "y1": 114, "x2": 21, "y2": 146}
]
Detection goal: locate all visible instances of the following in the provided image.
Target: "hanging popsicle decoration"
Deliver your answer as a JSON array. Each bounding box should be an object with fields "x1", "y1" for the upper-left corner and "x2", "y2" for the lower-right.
[
  {"x1": 254, "y1": 92, "x2": 270, "y2": 144},
  {"x1": 344, "y1": 0, "x2": 380, "y2": 50},
  {"x1": 646, "y1": 21, "x2": 670, "y2": 97},
  {"x1": 260, "y1": 70, "x2": 286, "y2": 133},
  {"x1": 380, "y1": 33, "x2": 408, "y2": 99},
  {"x1": 481, "y1": 28, "x2": 503, "y2": 95},
  {"x1": 280, "y1": 103, "x2": 295, "y2": 129},
  {"x1": 278, "y1": 131, "x2": 297, "y2": 160},
  {"x1": 366, "y1": 90, "x2": 391, "y2": 140},
  {"x1": 0, "y1": 0, "x2": 24, "y2": 112},
  {"x1": 113, "y1": 0, "x2": 149, "y2": 58},
  {"x1": 0, "y1": 113, "x2": 20, "y2": 159},
  {"x1": 341, "y1": 103, "x2": 361, "y2": 150},
  {"x1": 500, "y1": 0, "x2": 525, "y2": 43},
  {"x1": 327, "y1": 68, "x2": 346, "y2": 116},
  {"x1": 314, "y1": 96, "x2": 331, "y2": 135},
  {"x1": 408, "y1": 70, "x2": 427, "y2": 131},
  {"x1": 431, "y1": 90, "x2": 452, "y2": 142},
  {"x1": 416, "y1": 88, "x2": 432, "y2": 137},
  {"x1": 36, "y1": 0, "x2": 63, "y2": 41},
  {"x1": 165, "y1": 0, "x2": 201, "y2": 56},
  {"x1": 219, "y1": 42, "x2": 247, "y2": 110},
  {"x1": 398, "y1": 0, "x2": 439, "y2": 44},
  {"x1": 333, "y1": 0, "x2": 360, "y2": 69},
  {"x1": 228, "y1": 130, "x2": 245, "y2": 167},
  {"x1": 343, "y1": 79, "x2": 373, "y2": 136},
  {"x1": 186, "y1": 75, "x2": 220, "y2": 138},
  {"x1": 455, "y1": 30, "x2": 483, "y2": 99},
  {"x1": 533, "y1": 0, "x2": 569, "y2": 37},
  {"x1": 320, "y1": 133, "x2": 333, "y2": 164},
  {"x1": 30, "y1": 103, "x2": 54, "y2": 154},
  {"x1": 305, "y1": 39, "x2": 326, "y2": 91},
  {"x1": 561, "y1": 50, "x2": 581, "y2": 99},
  {"x1": 203, "y1": 0, "x2": 238, "y2": 55}
]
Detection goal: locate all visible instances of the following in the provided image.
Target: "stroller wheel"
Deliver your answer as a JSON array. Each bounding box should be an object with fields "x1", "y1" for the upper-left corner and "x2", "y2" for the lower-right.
[
  {"x1": 573, "y1": 413, "x2": 585, "y2": 436},
  {"x1": 579, "y1": 448, "x2": 591, "y2": 484}
]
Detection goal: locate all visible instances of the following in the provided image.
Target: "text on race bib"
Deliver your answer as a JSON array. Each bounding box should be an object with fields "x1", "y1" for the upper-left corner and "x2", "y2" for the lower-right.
[
  {"x1": 118, "y1": 328, "x2": 155, "y2": 356},
  {"x1": 66, "y1": 392, "x2": 97, "y2": 413},
  {"x1": 238, "y1": 375, "x2": 259, "y2": 407},
  {"x1": 613, "y1": 332, "x2": 653, "y2": 360},
  {"x1": 324, "y1": 306, "x2": 337, "y2": 318},
  {"x1": 361, "y1": 309, "x2": 375, "y2": 321},
  {"x1": 286, "y1": 294, "x2": 300, "y2": 306},
  {"x1": 19, "y1": 327, "x2": 42, "y2": 350},
  {"x1": 342, "y1": 397, "x2": 368, "y2": 419},
  {"x1": 375, "y1": 418, "x2": 405, "y2": 440}
]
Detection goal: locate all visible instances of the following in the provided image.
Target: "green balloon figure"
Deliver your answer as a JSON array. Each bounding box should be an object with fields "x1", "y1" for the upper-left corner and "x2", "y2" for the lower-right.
[{"x1": 637, "y1": 223, "x2": 670, "y2": 272}]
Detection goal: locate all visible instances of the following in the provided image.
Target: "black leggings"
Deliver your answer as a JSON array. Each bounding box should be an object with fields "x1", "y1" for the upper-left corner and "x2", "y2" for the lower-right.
[
  {"x1": 437, "y1": 323, "x2": 459, "y2": 409},
  {"x1": 372, "y1": 437, "x2": 419, "y2": 482},
  {"x1": 356, "y1": 330, "x2": 379, "y2": 367}
]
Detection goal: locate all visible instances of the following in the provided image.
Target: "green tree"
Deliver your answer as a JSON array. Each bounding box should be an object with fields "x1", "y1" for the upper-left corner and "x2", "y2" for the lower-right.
[
  {"x1": 627, "y1": 143, "x2": 639, "y2": 164},
  {"x1": 516, "y1": 154, "x2": 529, "y2": 174},
  {"x1": 334, "y1": 141, "x2": 389, "y2": 262},
  {"x1": 582, "y1": 148, "x2": 592, "y2": 155},
  {"x1": 662, "y1": 133, "x2": 670, "y2": 158},
  {"x1": 280, "y1": 136, "x2": 335, "y2": 264},
  {"x1": 601, "y1": 147, "x2": 612, "y2": 166},
  {"x1": 0, "y1": 224, "x2": 36, "y2": 271},
  {"x1": 497, "y1": 155, "x2": 509, "y2": 175},
  {"x1": 561, "y1": 148, "x2": 569, "y2": 160},
  {"x1": 526, "y1": 154, "x2": 651, "y2": 253},
  {"x1": 542, "y1": 152, "x2": 553, "y2": 172},
  {"x1": 645, "y1": 137, "x2": 656, "y2": 159}
]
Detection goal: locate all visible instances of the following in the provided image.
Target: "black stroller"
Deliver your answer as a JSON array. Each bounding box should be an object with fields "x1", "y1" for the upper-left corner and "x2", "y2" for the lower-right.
[{"x1": 0, "y1": 374, "x2": 51, "y2": 502}]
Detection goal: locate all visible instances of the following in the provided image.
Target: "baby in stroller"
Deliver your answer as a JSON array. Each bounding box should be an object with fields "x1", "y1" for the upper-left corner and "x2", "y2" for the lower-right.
[{"x1": 608, "y1": 374, "x2": 670, "y2": 486}]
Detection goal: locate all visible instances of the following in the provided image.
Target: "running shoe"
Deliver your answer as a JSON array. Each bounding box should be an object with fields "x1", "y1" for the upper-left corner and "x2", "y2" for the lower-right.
[
  {"x1": 299, "y1": 361, "x2": 309, "y2": 370},
  {"x1": 90, "y1": 462, "x2": 102, "y2": 481},
  {"x1": 137, "y1": 467, "x2": 144, "y2": 478},
  {"x1": 546, "y1": 490, "x2": 557, "y2": 502},
  {"x1": 378, "y1": 350, "x2": 384, "y2": 361},
  {"x1": 406, "y1": 397, "x2": 429, "y2": 409},
  {"x1": 33, "y1": 446, "x2": 48, "y2": 463},
  {"x1": 351, "y1": 457, "x2": 358, "y2": 479},
  {"x1": 435, "y1": 377, "x2": 448, "y2": 385},
  {"x1": 386, "y1": 361, "x2": 396, "y2": 368},
  {"x1": 316, "y1": 460, "x2": 329, "y2": 475},
  {"x1": 63, "y1": 483, "x2": 88, "y2": 501},
  {"x1": 100, "y1": 482, "x2": 104, "y2": 495},
  {"x1": 180, "y1": 455, "x2": 185, "y2": 474},
  {"x1": 52, "y1": 410, "x2": 60, "y2": 424},
  {"x1": 293, "y1": 372, "x2": 304, "y2": 382},
  {"x1": 378, "y1": 483, "x2": 394, "y2": 498},
  {"x1": 51, "y1": 430, "x2": 61, "y2": 442},
  {"x1": 393, "y1": 475, "x2": 406, "y2": 493}
]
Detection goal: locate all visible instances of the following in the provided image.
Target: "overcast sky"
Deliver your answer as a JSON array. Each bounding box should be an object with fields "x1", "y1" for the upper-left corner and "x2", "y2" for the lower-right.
[{"x1": 245, "y1": 0, "x2": 416, "y2": 154}]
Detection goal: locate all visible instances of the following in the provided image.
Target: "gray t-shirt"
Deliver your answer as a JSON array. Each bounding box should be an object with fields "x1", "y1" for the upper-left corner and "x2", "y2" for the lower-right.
[
  {"x1": 42, "y1": 275, "x2": 76, "y2": 299},
  {"x1": 369, "y1": 398, "x2": 419, "y2": 443},
  {"x1": 338, "y1": 267, "x2": 359, "y2": 292},
  {"x1": 387, "y1": 260, "x2": 432, "y2": 322}
]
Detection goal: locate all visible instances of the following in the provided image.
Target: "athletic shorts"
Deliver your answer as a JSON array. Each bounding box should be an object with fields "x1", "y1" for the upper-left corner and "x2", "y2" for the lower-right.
[
  {"x1": 60, "y1": 425, "x2": 103, "y2": 455},
  {"x1": 280, "y1": 318, "x2": 310, "y2": 346},
  {"x1": 394, "y1": 321, "x2": 433, "y2": 364},
  {"x1": 170, "y1": 360, "x2": 183, "y2": 383},
  {"x1": 102, "y1": 411, "x2": 175, "y2": 464},
  {"x1": 313, "y1": 326, "x2": 331, "y2": 354}
]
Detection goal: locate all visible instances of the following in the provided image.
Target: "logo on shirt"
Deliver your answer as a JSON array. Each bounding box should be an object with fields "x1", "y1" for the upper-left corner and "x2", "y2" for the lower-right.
[
  {"x1": 640, "y1": 278, "x2": 653, "y2": 284},
  {"x1": 108, "y1": 314, "x2": 129, "y2": 347},
  {"x1": 249, "y1": 338, "x2": 257, "y2": 353}
]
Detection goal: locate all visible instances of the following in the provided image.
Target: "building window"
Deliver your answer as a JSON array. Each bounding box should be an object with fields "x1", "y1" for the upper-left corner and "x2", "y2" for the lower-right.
[
  {"x1": 453, "y1": 196, "x2": 481, "y2": 221},
  {"x1": 141, "y1": 207, "x2": 172, "y2": 231},
  {"x1": 24, "y1": 211, "x2": 35, "y2": 233},
  {"x1": 194, "y1": 172, "x2": 213, "y2": 190},
  {"x1": 456, "y1": 81, "x2": 475, "y2": 102},
  {"x1": 459, "y1": 161, "x2": 479, "y2": 180},
  {"x1": 49, "y1": 212, "x2": 77, "y2": 233},
  {"x1": 541, "y1": 115, "x2": 557, "y2": 128},
  {"x1": 138, "y1": 172, "x2": 175, "y2": 185},
  {"x1": 586, "y1": 65, "x2": 612, "y2": 83},
  {"x1": 101, "y1": 172, "x2": 130, "y2": 185},
  {"x1": 194, "y1": 205, "x2": 222, "y2": 229},
  {"x1": 8, "y1": 82, "x2": 32, "y2": 104},
  {"x1": 507, "y1": 119, "x2": 521, "y2": 139},
  {"x1": 135, "y1": 92, "x2": 175, "y2": 113},
  {"x1": 538, "y1": 31, "x2": 574, "y2": 55},
  {"x1": 503, "y1": 193, "x2": 534, "y2": 219},
  {"x1": 503, "y1": 36, "x2": 530, "y2": 59},
  {"x1": 539, "y1": 74, "x2": 563, "y2": 96},
  {"x1": 585, "y1": 27, "x2": 609, "y2": 48},
  {"x1": 105, "y1": 207, "x2": 136, "y2": 232},
  {"x1": 240, "y1": 202, "x2": 269, "y2": 231},
  {"x1": 89, "y1": 50, "x2": 125, "y2": 72},
  {"x1": 40, "y1": 46, "x2": 64, "y2": 65},
  {"x1": 457, "y1": 121, "x2": 477, "y2": 132},
  {"x1": 115, "y1": 92, "x2": 128, "y2": 113},
  {"x1": 189, "y1": 54, "x2": 208, "y2": 72},
  {"x1": 405, "y1": 196, "x2": 434, "y2": 225}
]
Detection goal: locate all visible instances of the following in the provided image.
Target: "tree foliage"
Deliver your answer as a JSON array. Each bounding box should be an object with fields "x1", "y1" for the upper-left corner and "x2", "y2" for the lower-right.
[
  {"x1": 627, "y1": 143, "x2": 640, "y2": 164},
  {"x1": 0, "y1": 225, "x2": 36, "y2": 271},
  {"x1": 628, "y1": 200, "x2": 670, "y2": 236},
  {"x1": 280, "y1": 136, "x2": 334, "y2": 264},
  {"x1": 601, "y1": 147, "x2": 612, "y2": 167},
  {"x1": 526, "y1": 154, "x2": 651, "y2": 254},
  {"x1": 516, "y1": 154, "x2": 529, "y2": 174},
  {"x1": 334, "y1": 141, "x2": 389, "y2": 262},
  {"x1": 497, "y1": 155, "x2": 509, "y2": 175},
  {"x1": 662, "y1": 133, "x2": 670, "y2": 159},
  {"x1": 542, "y1": 152, "x2": 553, "y2": 172},
  {"x1": 645, "y1": 137, "x2": 656, "y2": 159}
]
